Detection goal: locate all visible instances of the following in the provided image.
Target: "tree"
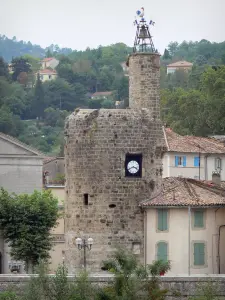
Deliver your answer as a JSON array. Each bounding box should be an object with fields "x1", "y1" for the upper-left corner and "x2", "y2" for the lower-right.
[
  {"x1": 0, "y1": 56, "x2": 9, "y2": 78},
  {"x1": 0, "y1": 188, "x2": 59, "y2": 273},
  {"x1": 32, "y1": 73, "x2": 45, "y2": 118},
  {"x1": 11, "y1": 56, "x2": 31, "y2": 82},
  {"x1": 163, "y1": 49, "x2": 171, "y2": 60}
]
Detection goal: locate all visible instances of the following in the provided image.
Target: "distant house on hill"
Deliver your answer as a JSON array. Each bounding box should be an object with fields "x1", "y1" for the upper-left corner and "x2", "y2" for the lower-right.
[
  {"x1": 41, "y1": 57, "x2": 59, "y2": 70},
  {"x1": 163, "y1": 127, "x2": 225, "y2": 180},
  {"x1": 38, "y1": 69, "x2": 57, "y2": 82},
  {"x1": 91, "y1": 91, "x2": 114, "y2": 100},
  {"x1": 166, "y1": 60, "x2": 193, "y2": 74}
]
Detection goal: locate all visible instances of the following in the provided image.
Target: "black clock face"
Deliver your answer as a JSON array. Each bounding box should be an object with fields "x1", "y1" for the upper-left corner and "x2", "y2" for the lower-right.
[{"x1": 125, "y1": 154, "x2": 142, "y2": 178}]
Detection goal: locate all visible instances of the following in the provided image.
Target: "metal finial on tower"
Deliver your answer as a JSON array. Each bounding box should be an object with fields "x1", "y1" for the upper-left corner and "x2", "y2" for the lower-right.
[{"x1": 133, "y1": 7, "x2": 156, "y2": 53}]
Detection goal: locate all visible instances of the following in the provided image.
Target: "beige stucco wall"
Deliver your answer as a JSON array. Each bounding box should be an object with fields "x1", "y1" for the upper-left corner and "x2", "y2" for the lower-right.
[
  {"x1": 43, "y1": 158, "x2": 65, "y2": 183},
  {"x1": 39, "y1": 73, "x2": 57, "y2": 82},
  {"x1": 163, "y1": 152, "x2": 225, "y2": 181},
  {"x1": 146, "y1": 207, "x2": 225, "y2": 275}
]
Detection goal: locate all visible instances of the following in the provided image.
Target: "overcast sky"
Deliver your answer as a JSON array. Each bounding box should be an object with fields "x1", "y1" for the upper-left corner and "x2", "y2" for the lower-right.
[{"x1": 0, "y1": 0, "x2": 224, "y2": 52}]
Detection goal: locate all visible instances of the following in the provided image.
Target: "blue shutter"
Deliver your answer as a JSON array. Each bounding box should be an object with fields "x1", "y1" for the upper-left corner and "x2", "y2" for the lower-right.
[
  {"x1": 194, "y1": 157, "x2": 200, "y2": 167},
  {"x1": 175, "y1": 156, "x2": 179, "y2": 167},
  {"x1": 194, "y1": 210, "x2": 204, "y2": 228},
  {"x1": 158, "y1": 209, "x2": 168, "y2": 231},
  {"x1": 183, "y1": 156, "x2": 186, "y2": 167},
  {"x1": 157, "y1": 242, "x2": 168, "y2": 261},
  {"x1": 194, "y1": 243, "x2": 205, "y2": 265}
]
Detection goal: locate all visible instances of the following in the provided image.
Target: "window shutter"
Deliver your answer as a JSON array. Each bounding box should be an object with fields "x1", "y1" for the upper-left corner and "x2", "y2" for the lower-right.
[
  {"x1": 158, "y1": 209, "x2": 168, "y2": 231},
  {"x1": 194, "y1": 243, "x2": 205, "y2": 265},
  {"x1": 194, "y1": 211, "x2": 204, "y2": 228},
  {"x1": 183, "y1": 156, "x2": 186, "y2": 167},
  {"x1": 175, "y1": 156, "x2": 179, "y2": 167},
  {"x1": 157, "y1": 242, "x2": 168, "y2": 261},
  {"x1": 194, "y1": 157, "x2": 199, "y2": 167}
]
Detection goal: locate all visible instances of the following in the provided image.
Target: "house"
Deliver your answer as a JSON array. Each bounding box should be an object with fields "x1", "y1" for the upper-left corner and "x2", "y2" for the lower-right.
[
  {"x1": 166, "y1": 60, "x2": 193, "y2": 74},
  {"x1": 0, "y1": 132, "x2": 44, "y2": 274},
  {"x1": 38, "y1": 69, "x2": 57, "y2": 82},
  {"x1": 142, "y1": 176, "x2": 225, "y2": 275},
  {"x1": 163, "y1": 127, "x2": 225, "y2": 180},
  {"x1": 41, "y1": 57, "x2": 59, "y2": 70},
  {"x1": 91, "y1": 91, "x2": 114, "y2": 100},
  {"x1": 43, "y1": 157, "x2": 65, "y2": 185}
]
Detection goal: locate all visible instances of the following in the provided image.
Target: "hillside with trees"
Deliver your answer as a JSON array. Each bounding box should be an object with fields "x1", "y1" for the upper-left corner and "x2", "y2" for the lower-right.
[{"x1": 0, "y1": 35, "x2": 225, "y2": 155}]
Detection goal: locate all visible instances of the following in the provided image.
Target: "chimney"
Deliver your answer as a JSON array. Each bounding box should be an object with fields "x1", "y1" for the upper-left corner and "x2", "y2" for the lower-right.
[{"x1": 212, "y1": 172, "x2": 221, "y2": 186}]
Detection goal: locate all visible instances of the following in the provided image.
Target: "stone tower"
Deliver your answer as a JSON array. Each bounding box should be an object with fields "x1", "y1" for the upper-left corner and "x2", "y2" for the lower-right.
[{"x1": 64, "y1": 14, "x2": 165, "y2": 273}]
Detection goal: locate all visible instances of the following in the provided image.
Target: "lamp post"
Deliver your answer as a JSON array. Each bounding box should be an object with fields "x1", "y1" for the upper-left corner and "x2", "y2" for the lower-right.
[{"x1": 75, "y1": 237, "x2": 93, "y2": 270}]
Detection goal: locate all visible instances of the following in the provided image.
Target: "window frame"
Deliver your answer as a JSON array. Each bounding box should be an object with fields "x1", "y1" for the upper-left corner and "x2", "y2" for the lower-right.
[
  {"x1": 192, "y1": 209, "x2": 205, "y2": 230},
  {"x1": 192, "y1": 241, "x2": 207, "y2": 268},
  {"x1": 156, "y1": 209, "x2": 169, "y2": 232},
  {"x1": 175, "y1": 155, "x2": 186, "y2": 167},
  {"x1": 156, "y1": 241, "x2": 168, "y2": 262}
]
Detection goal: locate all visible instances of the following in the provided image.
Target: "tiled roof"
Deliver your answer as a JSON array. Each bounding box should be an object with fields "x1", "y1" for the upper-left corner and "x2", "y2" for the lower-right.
[
  {"x1": 92, "y1": 91, "x2": 113, "y2": 97},
  {"x1": 0, "y1": 132, "x2": 44, "y2": 156},
  {"x1": 39, "y1": 69, "x2": 57, "y2": 75},
  {"x1": 164, "y1": 127, "x2": 225, "y2": 154},
  {"x1": 43, "y1": 156, "x2": 64, "y2": 164},
  {"x1": 167, "y1": 60, "x2": 193, "y2": 68},
  {"x1": 42, "y1": 57, "x2": 55, "y2": 62},
  {"x1": 141, "y1": 177, "x2": 225, "y2": 207}
]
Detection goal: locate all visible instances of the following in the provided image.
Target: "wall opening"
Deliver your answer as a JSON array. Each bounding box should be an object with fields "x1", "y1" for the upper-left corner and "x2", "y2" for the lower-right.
[
  {"x1": 84, "y1": 194, "x2": 89, "y2": 205},
  {"x1": 109, "y1": 204, "x2": 116, "y2": 208}
]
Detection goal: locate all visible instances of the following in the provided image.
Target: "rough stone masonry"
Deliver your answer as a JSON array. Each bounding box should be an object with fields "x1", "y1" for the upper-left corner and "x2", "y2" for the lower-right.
[{"x1": 64, "y1": 52, "x2": 165, "y2": 273}]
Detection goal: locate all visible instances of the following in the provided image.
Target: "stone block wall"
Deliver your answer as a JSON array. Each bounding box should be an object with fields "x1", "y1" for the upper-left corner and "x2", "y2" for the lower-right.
[
  {"x1": 1, "y1": 275, "x2": 225, "y2": 300},
  {"x1": 64, "y1": 108, "x2": 165, "y2": 272}
]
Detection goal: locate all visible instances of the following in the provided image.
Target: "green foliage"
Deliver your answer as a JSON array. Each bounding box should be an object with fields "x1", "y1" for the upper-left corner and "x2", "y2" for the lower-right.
[
  {"x1": 0, "y1": 291, "x2": 18, "y2": 300},
  {"x1": 11, "y1": 57, "x2": 31, "y2": 82},
  {"x1": 0, "y1": 189, "x2": 59, "y2": 272}
]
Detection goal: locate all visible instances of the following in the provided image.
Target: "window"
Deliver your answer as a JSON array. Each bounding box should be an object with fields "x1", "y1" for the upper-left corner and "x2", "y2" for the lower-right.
[
  {"x1": 157, "y1": 242, "x2": 168, "y2": 261},
  {"x1": 157, "y1": 209, "x2": 168, "y2": 231},
  {"x1": 194, "y1": 157, "x2": 200, "y2": 167},
  {"x1": 175, "y1": 156, "x2": 186, "y2": 167},
  {"x1": 83, "y1": 193, "x2": 89, "y2": 205},
  {"x1": 194, "y1": 210, "x2": 204, "y2": 228},
  {"x1": 215, "y1": 157, "x2": 222, "y2": 171},
  {"x1": 194, "y1": 242, "x2": 205, "y2": 266},
  {"x1": 49, "y1": 75, "x2": 52, "y2": 79}
]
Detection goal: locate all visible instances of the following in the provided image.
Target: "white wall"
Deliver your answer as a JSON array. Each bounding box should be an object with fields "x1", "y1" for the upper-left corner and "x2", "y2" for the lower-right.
[
  {"x1": 146, "y1": 207, "x2": 225, "y2": 275},
  {"x1": 163, "y1": 152, "x2": 225, "y2": 181}
]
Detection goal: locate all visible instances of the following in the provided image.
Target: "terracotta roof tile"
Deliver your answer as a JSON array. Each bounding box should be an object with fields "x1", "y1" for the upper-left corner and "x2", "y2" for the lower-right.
[
  {"x1": 42, "y1": 57, "x2": 55, "y2": 62},
  {"x1": 165, "y1": 127, "x2": 225, "y2": 153},
  {"x1": 167, "y1": 60, "x2": 193, "y2": 68},
  {"x1": 141, "y1": 177, "x2": 225, "y2": 207}
]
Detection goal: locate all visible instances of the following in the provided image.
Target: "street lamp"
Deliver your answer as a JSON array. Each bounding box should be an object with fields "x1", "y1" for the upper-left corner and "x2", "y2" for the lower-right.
[{"x1": 75, "y1": 237, "x2": 93, "y2": 270}]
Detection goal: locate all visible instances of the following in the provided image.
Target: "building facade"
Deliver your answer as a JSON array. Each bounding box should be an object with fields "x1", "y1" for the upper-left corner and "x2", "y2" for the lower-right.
[
  {"x1": 41, "y1": 57, "x2": 59, "y2": 70},
  {"x1": 163, "y1": 127, "x2": 225, "y2": 180},
  {"x1": 0, "y1": 132, "x2": 44, "y2": 273},
  {"x1": 142, "y1": 177, "x2": 225, "y2": 275},
  {"x1": 64, "y1": 51, "x2": 165, "y2": 272},
  {"x1": 166, "y1": 60, "x2": 193, "y2": 74}
]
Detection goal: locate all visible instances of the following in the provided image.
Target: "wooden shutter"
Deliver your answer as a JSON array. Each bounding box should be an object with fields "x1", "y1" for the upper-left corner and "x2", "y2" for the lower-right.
[
  {"x1": 157, "y1": 242, "x2": 168, "y2": 261},
  {"x1": 158, "y1": 209, "x2": 168, "y2": 231},
  {"x1": 194, "y1": 243, "x2": 205, "y2": 265},
  {"x1": 183, "y1": 156, "x2": 187, "y2": 167},
  {"x1": 194, "y1": 157, "x2": 200, "y2": 167},
  {"x1": 175, "y1": 156, "x2": 179, "y2": 167},
  {"x1": 194, "y1": 210, "x2": 204, "y2": 228}
]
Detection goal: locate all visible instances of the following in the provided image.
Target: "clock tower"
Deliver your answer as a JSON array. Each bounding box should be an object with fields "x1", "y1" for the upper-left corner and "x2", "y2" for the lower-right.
[{"x1": 64, "y1": 11, "x2": 165, "y2": 272}]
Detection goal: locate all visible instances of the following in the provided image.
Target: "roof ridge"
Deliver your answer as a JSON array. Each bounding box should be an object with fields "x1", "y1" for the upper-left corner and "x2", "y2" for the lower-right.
[{"x1": 0, "y1": 132, "x2": 45, "y2": 156}]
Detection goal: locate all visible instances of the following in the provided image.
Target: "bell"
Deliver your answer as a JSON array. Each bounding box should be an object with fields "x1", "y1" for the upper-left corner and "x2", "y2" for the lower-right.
[{"x1": 138, "y1": 26, "x2": 149, "y2": 39}]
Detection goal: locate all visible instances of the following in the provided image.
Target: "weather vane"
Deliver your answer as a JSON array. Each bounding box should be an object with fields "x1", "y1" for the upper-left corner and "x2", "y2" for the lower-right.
[{"x1": 133, "y1": 7, "x2": 156, "y2": 53}]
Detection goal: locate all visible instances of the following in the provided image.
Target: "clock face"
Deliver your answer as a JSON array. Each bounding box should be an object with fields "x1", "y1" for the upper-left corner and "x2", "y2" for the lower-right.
[{"x1": 127, "y1": 160, "x2": 139, "y2": 174}]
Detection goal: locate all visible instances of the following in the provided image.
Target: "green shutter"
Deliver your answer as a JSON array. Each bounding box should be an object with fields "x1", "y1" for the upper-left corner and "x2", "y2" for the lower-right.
[
  {"x1": 194, "y1": 211, "x2": 204, "y2": 228},
  {"x1": 194, "y1": 243, "x2": 205, "y2": 265},
  {"x1": 158, "y1": 209, "x2": 168, "y2": 231},
  {"x1": 157, "y1": 242, "x2": 168, "y2": 261}
]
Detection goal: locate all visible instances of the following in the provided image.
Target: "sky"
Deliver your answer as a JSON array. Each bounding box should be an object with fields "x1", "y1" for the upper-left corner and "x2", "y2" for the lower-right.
[{"x1": 0, "y1": 0, "x2": 225, "y2": 53}]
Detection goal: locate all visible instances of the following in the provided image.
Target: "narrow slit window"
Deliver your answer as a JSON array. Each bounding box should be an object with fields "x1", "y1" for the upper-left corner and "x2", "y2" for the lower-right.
[{"x1": 84, "y1": 194, "x2": 89, "y2": 205}]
